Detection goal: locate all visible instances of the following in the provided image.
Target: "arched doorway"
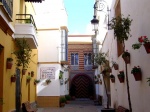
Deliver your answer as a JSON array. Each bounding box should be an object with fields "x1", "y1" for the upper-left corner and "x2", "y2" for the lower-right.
[{"x1": 70, "y1": 74, "x2": 94, "y2": 98}]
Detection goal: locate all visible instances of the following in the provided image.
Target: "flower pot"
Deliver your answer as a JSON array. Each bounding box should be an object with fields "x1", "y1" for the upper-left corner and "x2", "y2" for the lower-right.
[
  {"x1": 22, "y1": 69, "x2": 27, "y2": 75},
  {"x1": 133, "y1": 72, "x2": 142, "y2": 81},
  {"x1": 60, "y1": 103, "x2": 65, "y2": 107},
  {"x1": 144, "y1": 43, "x2": 150, "y2": 53},
  {"x1": 7, "y1": 62, "x2": 13, "y2": 69},
  {"x1": 11, "y1": 76, "x2": 16, "y2": 82},
  {"x1": 110, "y1": 78, "x2": 115, "y2": 83},
  {"x1": 118, "y1": 76, "x2": 124, "y2": 83},
  {"x1": 31, "y1": 73, "x2": 34, "y2": 77},
  {"x1": 123, "y1": 56, "x2": 130, "y2": 64},
  {"x1": 26, "y1": 79, "x2": 30, "y2": 83},
  {"x1": 113, "y1": 64, "x2": 119, "y2": 70}
]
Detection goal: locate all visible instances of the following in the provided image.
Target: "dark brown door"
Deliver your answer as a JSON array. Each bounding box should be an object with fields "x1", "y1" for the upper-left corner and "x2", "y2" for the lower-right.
[{"x1": 71, "y1": 74, "x2": 93, "y2": 98}]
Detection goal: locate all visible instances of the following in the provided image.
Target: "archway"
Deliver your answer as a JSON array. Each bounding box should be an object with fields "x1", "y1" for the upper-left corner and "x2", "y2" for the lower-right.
[{"x1": 70, "y1": 74, "x2": 94, "y2": 98}]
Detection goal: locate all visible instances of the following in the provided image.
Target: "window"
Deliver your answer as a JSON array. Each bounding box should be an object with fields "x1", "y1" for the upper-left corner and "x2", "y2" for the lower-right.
[
  {"x1": 84, "y1": 53, "x2": 92, "y2": 65},
  {"x1": 61, "y1": 29, "x2": 68, "y2": 61},
  {"x1": 71, "y1": 53, "x2": 79, "y2": 65},
  {"x1": 115, "y1": 0, "x2": 124, "y2": 57}
]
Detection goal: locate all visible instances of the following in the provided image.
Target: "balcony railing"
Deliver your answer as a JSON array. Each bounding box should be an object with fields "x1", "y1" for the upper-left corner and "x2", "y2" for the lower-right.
[
  {"x1": 25, "y1": 0, "x2": 44, "y2": 3},
  {"x1": 16, "y1": 14, "x2": 37, "y2": 30},
  {"x1": 0, "y1": 0, "x2": 13, "y2": 18},
  {"x1": 70, "y1": 65, "x2": 79, "y2": 70},
  {"x1": 84, "y1": 65, "x2": 93, "y2": 70}
]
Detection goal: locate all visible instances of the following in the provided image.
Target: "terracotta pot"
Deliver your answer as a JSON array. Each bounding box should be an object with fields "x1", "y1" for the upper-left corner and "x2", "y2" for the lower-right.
[
  {"x1": 22, "y1": 69, "x2": 27, "y2": 75},
  {"x1": 11, "y1": 76, "x2": 16, "y2": 82},
  {"x1": 113, "y1": 64, "x2": 119, "y2": 70},
  {"x1": 133, "y1": 72, "x2": 142, "y2": 81},
  {"x1": 26, "y1": 79, "x2": 30, "y2": 83},
  {"x1": 118, "y1": 76, "x2": 124, "y2": 83},
  {"x1": 66, "y1": 100, "x2": 70, "y2": 104},
  {"x1": 110, "y1": 78, "x2": 115, "y2": 83},
  {"x1": 7, "y1": 62, "x2": 13, "y2": 69},
  {"x1": 144, "y1": 43, "x2": 150, "y2": 53},
  {"x1": 123, "y1": 56, "x2": 130, "y2": 64},
  {"x1": 31, "y1": 73, "x2": 34, "y2": 77},
  {"x1": 60, "y1": 103, "x2": 65, "y2": 107}
]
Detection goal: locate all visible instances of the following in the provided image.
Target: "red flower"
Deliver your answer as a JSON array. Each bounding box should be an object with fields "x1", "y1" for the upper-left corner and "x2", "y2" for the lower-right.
[{"x1": 138, "y1": 37, "x2": 143, "y2": 43}]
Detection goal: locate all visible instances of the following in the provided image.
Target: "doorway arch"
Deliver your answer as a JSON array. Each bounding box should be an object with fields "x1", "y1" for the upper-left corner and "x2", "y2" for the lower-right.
[{"x1": 70, "y1": 73, "x2": 94, "y2": 98}]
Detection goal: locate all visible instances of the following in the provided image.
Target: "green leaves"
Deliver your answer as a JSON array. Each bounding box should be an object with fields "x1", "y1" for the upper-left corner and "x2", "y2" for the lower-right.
[
  {"x1": 110, "y1": 15, "x2": 132, "y2": 43},
  {"x1": 94, "y1": 52, "x2": 107, "y2": 65},
  {"x1": 13, "y1": 38, "x2": 32, "y2": 69},
  {"x1": 132, "y1": 43, "x2": 142, "y2": 49}
]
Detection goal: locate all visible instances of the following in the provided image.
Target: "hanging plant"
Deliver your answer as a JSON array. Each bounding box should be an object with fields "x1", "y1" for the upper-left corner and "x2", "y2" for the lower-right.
[{"x1": 110, "y1": 15, "x2": 132, "y2": 43}]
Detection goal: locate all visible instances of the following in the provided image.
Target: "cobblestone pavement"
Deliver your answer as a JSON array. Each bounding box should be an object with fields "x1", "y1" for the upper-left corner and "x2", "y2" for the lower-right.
[{"x1": 37, "y1": 98, "x2": 103, "y2": 112}]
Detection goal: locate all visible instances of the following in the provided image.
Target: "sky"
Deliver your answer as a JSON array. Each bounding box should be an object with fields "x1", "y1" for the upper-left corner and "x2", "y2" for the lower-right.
[{"x1": 64, "y1": 0, "x2": 95, "y2": 34}]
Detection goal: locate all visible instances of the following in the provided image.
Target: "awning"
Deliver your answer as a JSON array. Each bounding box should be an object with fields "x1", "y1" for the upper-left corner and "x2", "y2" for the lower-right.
[{"x1": 25, "y1": 0, "x2": 44, "y2": 3}]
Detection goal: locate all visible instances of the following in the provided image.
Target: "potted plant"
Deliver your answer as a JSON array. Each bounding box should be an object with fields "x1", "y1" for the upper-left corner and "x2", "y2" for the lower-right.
[
  {"x1": 132, "y1": 36, "x2": 150, "y2": 53},
  {"x1": 122, "y1": 50, "x2": 130, "y2": 64},
  {"x1": 45, "y1": 79, "x2": 51, "y2": 84},
  {"x1": 60, "y1": 97, "x2": 66, "y2": 107},
  {"x1": 34, "y1": 79, "x2": 40, "y2": 85},
  {"x1": 6, "y1": 58, "x2": 13, "y2": 69},
  {"x1": 31, "y1": 71, "x2": 34, "y2": 77},
  {"x1": 118, "y1": 71, "x2": 125, "y2": 83},
  {"x1": 110, "y1": 15, "x2": 132, "y2": 43},
  {"x1": 112, "y1": 61, "x2": 119, "y2": 70},
  {"x1": 131, "y1": 66, "x2": 142, "y2": 81},
  {"x1": 147, "y1": 77, "x2": 150, "y2": 86},
  {"x1": 11, "y1": 74, "x2": 16, "y2": 82},
  {"x1": 110, "y1": 74, "x2": 115, "y2": 83},
  {"x1": 65, "y1": 95, "x2": 71, "y2": 104},
  {"x1": 59, "y1": 70, "x2": 64, "y2": 85},
  {"x1": 94, "y1": 52, "x2": 107, "y2": 65},
  {"x1": 26, "y1": 75, "x2": 31, "y2": 83},
  {"x1": 13, "y1": 38, "x2": 32, "y2": 75}
]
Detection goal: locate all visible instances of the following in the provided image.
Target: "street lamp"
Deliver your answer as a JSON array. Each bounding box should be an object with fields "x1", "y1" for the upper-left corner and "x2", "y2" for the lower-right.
[{"x1": 91, "y1": 0, "x2": 111, "y2": 31}]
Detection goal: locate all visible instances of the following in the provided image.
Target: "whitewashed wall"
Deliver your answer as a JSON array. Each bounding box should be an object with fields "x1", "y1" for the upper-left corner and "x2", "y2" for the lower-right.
[
  {"x1": 98, "y1": 0, "x2": 150, "y2": 111},
  {"x1": 37, "y1": 30, "x2": 61, "y2": 62}
]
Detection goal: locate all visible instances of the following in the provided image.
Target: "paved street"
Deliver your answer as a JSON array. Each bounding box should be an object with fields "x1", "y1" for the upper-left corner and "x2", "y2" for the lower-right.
[{"x1": 37, "y1": 98, "x2": 103, "y2": 112}]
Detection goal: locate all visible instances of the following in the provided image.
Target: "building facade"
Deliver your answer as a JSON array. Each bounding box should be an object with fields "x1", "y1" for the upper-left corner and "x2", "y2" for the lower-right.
[
  {"x1": 93, "y1": 0, "x2": 150, "y2": 111},
  {"x1": 0, "y1": 0, "x2": 44, "y2": 111},
  {"x1": 34, "y1": 0, "x2": 69, "y2": 107},
  {"x1": 68, "y1": 35, "x2": 95, "y2": 99}
]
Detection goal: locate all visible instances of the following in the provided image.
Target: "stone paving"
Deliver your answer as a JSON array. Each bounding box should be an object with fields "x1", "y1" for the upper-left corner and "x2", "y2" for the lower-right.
[{"x1": 37, "y1": 98, "x2": 103, "y2": 112}]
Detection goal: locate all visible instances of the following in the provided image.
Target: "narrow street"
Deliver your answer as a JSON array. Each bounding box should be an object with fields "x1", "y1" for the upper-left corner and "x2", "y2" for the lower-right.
[{"x1": 37, "y1": 98, "x2": 103, "y2": 112}]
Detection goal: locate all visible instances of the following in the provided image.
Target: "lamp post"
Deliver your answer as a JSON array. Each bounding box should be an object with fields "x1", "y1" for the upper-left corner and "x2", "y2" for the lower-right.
[{"x1": 91, "y1": 0, "x2": 111, "y2": 31}]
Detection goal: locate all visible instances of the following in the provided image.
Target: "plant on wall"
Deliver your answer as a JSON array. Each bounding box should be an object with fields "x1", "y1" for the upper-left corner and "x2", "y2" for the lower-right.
[
  {"x1": 110, "y1": 15, "x2": 132, "y2": 43},
  {"x1": 147, "y1": 77, "x2": 150, "y2": 86},
  {"x1": 94, "y1": 52, "x2": 107, "y2": 65},
  {"x1": 110, "y1": 15, "x2": 133, "y2": 112},
  {"x1": 132, "y1": 36, "x2": 150, "y2": 53}
]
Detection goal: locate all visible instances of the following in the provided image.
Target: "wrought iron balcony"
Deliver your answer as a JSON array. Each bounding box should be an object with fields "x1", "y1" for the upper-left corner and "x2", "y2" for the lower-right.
[
  {"x1": 84, "y1": 65, "x2": 93, "y2": 70},
  {"x1": 0, "y1": 0, "x2": 13, "y2": 20},
  {"x1": 14, "y1": 14, "x2": 38, "y2": 49}
]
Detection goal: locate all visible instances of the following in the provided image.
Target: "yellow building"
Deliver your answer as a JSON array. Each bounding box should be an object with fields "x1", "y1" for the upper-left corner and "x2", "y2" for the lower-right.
[{"x1": 0, "y1": 0, "x2": 43, "y2": 111}]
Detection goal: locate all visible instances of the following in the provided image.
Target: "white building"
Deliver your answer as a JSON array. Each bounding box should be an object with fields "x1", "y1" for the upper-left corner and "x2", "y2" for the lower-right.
[
  {"x1": 93, "y1": 0, "x2": 150, "y2": 111},
  {"x1": 33, "y1": 0, "x2": 69, "y2": 107}
]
